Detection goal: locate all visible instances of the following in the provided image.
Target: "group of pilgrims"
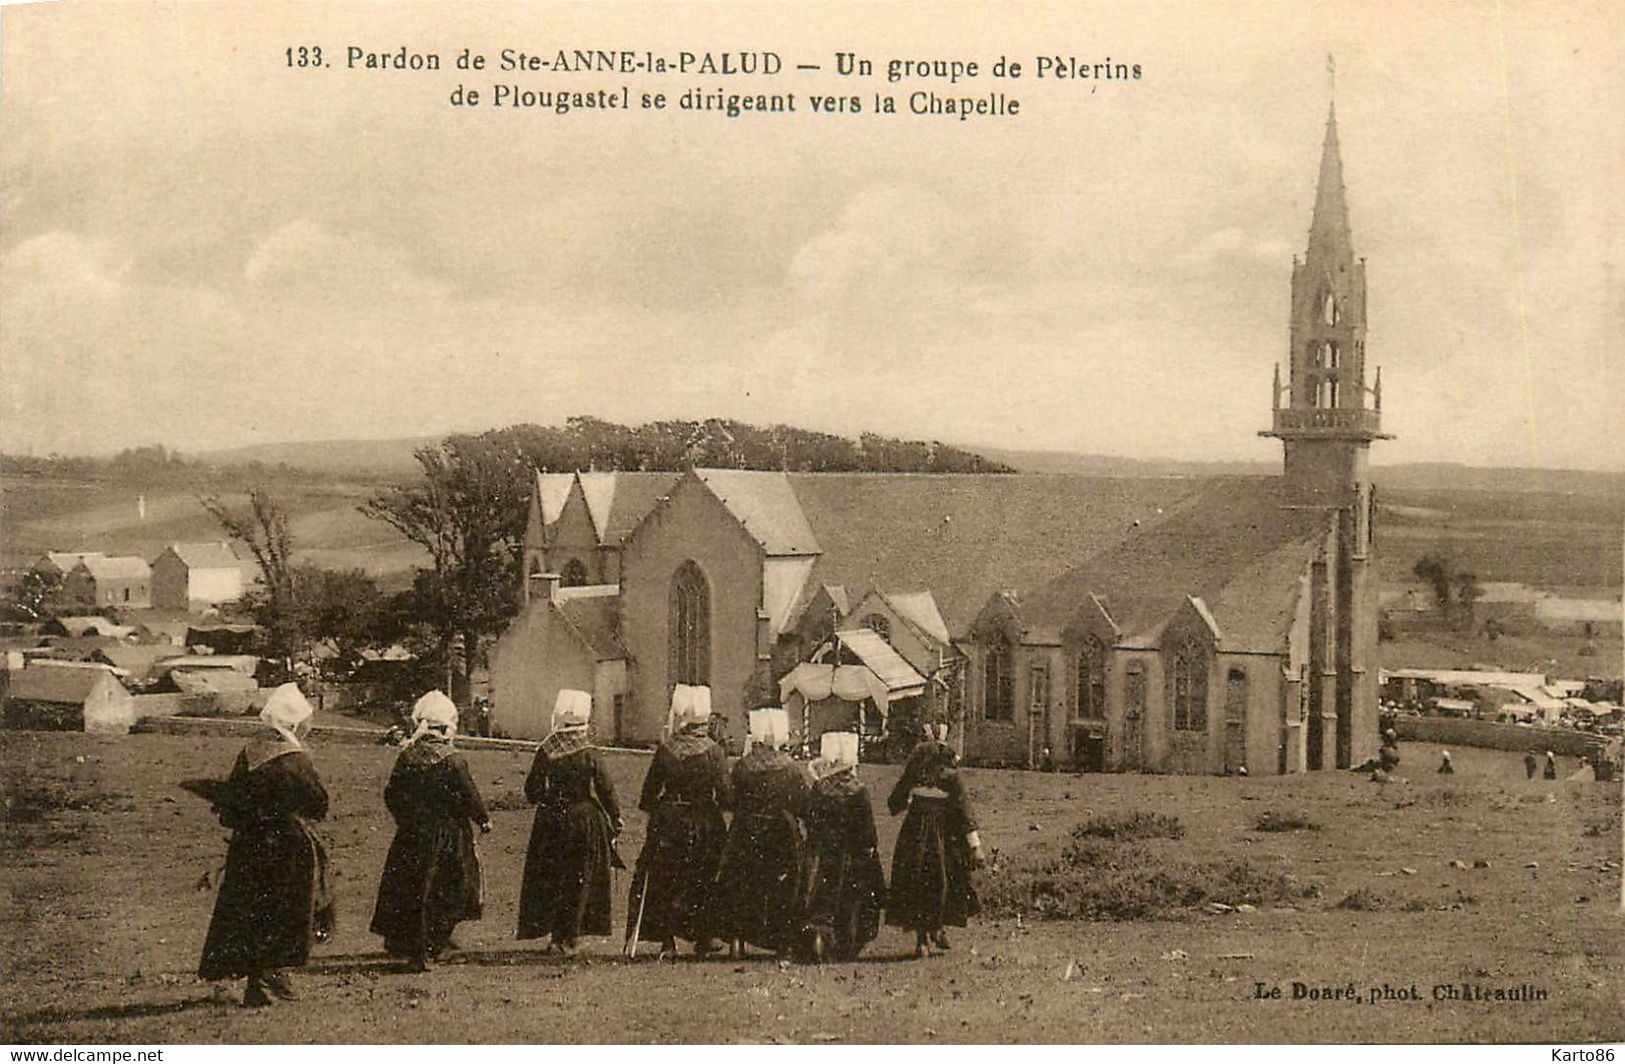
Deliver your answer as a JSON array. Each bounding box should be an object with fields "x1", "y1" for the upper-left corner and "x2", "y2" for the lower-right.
[{"x1": 197, "y1": 682, "x2": 986, "y2": 1006}]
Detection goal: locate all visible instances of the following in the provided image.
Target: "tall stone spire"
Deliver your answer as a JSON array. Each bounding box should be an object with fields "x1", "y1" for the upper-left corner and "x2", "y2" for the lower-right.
[
  {"x1": 1262, "y1": 82, "x2": 1388, "y2": 504},
  {"x1": 1306, "y1": 103, "x2": 1354, "y2": 269}
]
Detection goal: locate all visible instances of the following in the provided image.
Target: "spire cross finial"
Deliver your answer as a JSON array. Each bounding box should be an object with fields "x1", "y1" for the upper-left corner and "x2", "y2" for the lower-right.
[{"x1": 1327, "y1": 53, "x2": 1336, "y2": 106}]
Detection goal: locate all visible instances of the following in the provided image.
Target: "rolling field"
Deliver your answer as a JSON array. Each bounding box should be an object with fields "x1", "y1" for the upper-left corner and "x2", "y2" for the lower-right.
[
  {"x1": 1377, "y1": 487, "x2": 1623, "y2": 591},
  {"x1": 2, "y1": 731, "x2": 1619, "y2": 1044},
  {"x1": 0, "y1": 474, "x2": 427, "y2": 586}
]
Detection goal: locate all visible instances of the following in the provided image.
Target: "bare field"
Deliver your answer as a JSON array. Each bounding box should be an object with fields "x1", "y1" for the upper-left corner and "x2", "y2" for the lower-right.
[
  {"x1": 1381, "y1": 629, "x2": 1624, "y2": 681},
  {"x1": 0, "y1": 475, "x2": 426, "y2": 584},
  {"x1": 1377, "y1": 488, "x2": 1623, "y2": 591},
  {"x1": 2, "y1": 732, "x2": 1619, "y2": 1044}
]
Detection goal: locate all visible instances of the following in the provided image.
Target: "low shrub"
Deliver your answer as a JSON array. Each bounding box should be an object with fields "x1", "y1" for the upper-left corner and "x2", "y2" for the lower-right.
[
  {"x1": 1335, "y1": 887, "x2": 1385, "y2": 911},
  {"x1": 1, "y1": 777, "x2": 124, "y2": 823},
  {"x1": 1254, "y1": 810, "x2": 1321, "y2": 833},
  {"x1": 1072, "y1": 811, "x2": 1185, "y2": 842},
  {"x1": 983, "y1": 833, "x2": 1300, "y2": 921}
]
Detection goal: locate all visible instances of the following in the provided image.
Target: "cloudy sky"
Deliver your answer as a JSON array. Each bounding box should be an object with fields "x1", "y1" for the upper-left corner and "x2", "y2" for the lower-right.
[{"x1": 2, "y1": 1, "x2": 1621, "y2": 469}]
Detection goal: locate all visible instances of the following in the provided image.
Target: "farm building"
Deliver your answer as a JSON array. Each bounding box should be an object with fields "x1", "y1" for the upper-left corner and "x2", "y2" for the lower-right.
[
  {"x1": 491, "y1": 102, "x2": 1386, "y2": 774},
  {"x1": 2, "y1": 663, "x2": 136, "y2": 734},
  {"x1": 63, "y1": 555, "x2": 152, "y2": 610},
  {"x1": 31, "y1": 551, "x2": 105, "y2": 579},
  {"x1": 151, "y1": 543, "x2": 245, "y2": 611}
]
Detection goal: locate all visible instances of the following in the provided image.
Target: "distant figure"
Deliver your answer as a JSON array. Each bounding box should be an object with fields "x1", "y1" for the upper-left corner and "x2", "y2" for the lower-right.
[
  {"x1": 1524, "y1": 751, "x2": 1539, "y2": 780},
  {"x1": 1038, "y1": 746, "x2": 1056, "y2": 773},
  {"x1": 370, "y1": 691, "x2": 490, "y2": 972},
  {"x1": 1236, "y1": 765, "x2": 1249, "y2": 778},
  {"x1": 798, "y1": 731, "x2": 885, "y2": 963},
  {"x1": 1543, "y1": 750, "x2": 1558, "y2": 780},
  {"x1": 198, "y1": 684, "x2": 333, "y2": 1007},
  {"x1": 1437, "y1": 750, "x2": 1454, "y2": 775},
  {"x1": 887, "y1": 725, "x2": 984, "y2": 958},
  {"x1": 517, "y1": 689, "x2": 621, "y2": 956},
  {"x1": 1378, "y1": 743, "x2": 1400, "y2": 773}
]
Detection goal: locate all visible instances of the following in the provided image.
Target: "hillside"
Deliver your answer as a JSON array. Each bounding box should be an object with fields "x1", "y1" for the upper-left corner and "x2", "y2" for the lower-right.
[
  {"x1": 0, "y1": 473, "x2": 427, "y2": 585},
  {"x1": 974, "y1": 446, "x2": 1625, "y2": 497}
]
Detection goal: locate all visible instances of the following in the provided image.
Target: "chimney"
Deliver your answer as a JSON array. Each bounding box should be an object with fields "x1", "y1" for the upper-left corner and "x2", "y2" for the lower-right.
[{"x1": 530, "y1": 571, "x2": 562, "y2": 604}]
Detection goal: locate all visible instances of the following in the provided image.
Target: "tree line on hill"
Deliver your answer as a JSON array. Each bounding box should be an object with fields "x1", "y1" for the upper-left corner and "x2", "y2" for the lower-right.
[{"x1": 488, "y1": 416, "x2": 1011, "y2": 475}]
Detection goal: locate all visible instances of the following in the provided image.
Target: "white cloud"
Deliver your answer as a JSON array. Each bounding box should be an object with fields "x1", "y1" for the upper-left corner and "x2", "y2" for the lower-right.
[{"x1": 243, "y1": 219, "x2": 450, "y2": 302}]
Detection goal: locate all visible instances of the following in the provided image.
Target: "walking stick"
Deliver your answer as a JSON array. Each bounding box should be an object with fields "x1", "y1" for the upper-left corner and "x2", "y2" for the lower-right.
[{"x1": 625, "y1": 865, "x2": 649, "y2": 958}]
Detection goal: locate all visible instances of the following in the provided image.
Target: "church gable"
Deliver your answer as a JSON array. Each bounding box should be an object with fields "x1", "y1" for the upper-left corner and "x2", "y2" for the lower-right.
[
  {"x1": 969, "y1": 590, "x2": 1023, "y2": 644},
  {"x1": 1060, "y1": 591, "x2": 1120, "y2": 648},
  {"x1": 548, "y1": 478, "x2": 602, "y2": 582},
  {"x1": 844, "y1": 588, "x2": 955, "y2": 679}
]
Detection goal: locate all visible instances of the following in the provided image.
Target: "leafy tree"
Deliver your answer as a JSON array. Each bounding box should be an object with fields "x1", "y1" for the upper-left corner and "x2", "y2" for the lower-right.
[
  {"x1": 288, "y1": 565, "x2": 395, "y2": 674},
  {"x1": 360, "y1": 434, "x2": 530, "y2": 704},
  {"x1": 1453, "y1": 570, "x2": 1482, "y2": 630},
  {"x1": 1412, "y1": 553, "x2": 1453, "y2": 613},
  {"x1": 201, "y1": 488, "x2": 298, "y2": 674},
  {"x1": 11, "y1": 568, "x2": 64, "y2": 621}
]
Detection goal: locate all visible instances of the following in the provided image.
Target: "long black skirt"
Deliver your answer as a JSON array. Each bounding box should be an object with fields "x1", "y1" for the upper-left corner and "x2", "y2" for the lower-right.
[
  {"x1": 714, "y1": 810, "x2": 804, "y2": 953},
  {"x1": 800, "y1": 841, "x2": 884, "y2": 960},
  {"x1": 886, "y1": 797, "x2": 979, "y2": 931},
  {"x1": 199, "y1": 819, "x2": 334, "y2": 980},
  {"x1": 627, "y1": 801, "x2": 726, "y2": 945},
  {"x1": 369, "y1": 818, "x2": 482, "y2": 957},
  {"x1": 517, "y1": 800, "x2": 616, "y2": 942}
]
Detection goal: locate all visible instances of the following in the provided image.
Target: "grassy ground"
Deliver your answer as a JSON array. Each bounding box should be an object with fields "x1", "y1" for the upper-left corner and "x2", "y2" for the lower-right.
[
  {"x1": 1, "y1": 732, "x2": 1620, "y2": 1044},
  {"x1": 1381, "y1": 628, "x2": 1624, "y2": 681}
]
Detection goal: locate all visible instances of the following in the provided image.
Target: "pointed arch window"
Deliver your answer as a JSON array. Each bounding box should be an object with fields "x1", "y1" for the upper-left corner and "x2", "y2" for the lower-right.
[
  {"x1": 1321, "y1": 292, "x2": 1339, "y2": 325},
  {"x1": 983, "y1": 631, "x2": 1014, "y2": 722},
  {"x1": 670, "y1": 560, "x2": 710, "y2": 687},
  {"x1": 1170, "y1": 638, "x2": 1208, "y2": 732},
  {"x1": 1076, "y1": 634, "x2": 1107, "y2": 720}
]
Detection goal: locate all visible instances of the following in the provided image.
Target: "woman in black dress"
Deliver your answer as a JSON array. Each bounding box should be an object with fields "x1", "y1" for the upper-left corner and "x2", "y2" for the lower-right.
[
  {"x1": 886, "y1": 726, "x2": 985, "y2": 957},
  {"x1": 198, "y1": 683, "x2": 334, "y2": 1007},
  {"x1": 626, "y1": 684, "x2": 732, "y2": 959},
  {"x1": 714, "y1": 708, "x2": 809, "y2": 958},
  {"x1": 798, "y1": 730, "x2": 885, "y2": 963},
  {"x1": 517, "y1": 689, "x2": 622, "y2": 956},
  {"x1": 370, "y1": 691, "x2": 491, "y2": 971}
]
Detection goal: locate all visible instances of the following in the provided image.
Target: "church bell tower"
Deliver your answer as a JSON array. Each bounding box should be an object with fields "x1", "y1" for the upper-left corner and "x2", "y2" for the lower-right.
[
  {"x1": 1262, "y1": 84, "x2": 1390, "y2": 773},
  {"x1": 1263, "y1": 98, "x2": 1391, "y2": 506}
]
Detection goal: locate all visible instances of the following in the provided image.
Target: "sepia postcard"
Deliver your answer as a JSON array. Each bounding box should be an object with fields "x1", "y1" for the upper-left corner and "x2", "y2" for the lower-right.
[{"x1": 1, "y1": 0, "x2": 1621, "y2": 1049}]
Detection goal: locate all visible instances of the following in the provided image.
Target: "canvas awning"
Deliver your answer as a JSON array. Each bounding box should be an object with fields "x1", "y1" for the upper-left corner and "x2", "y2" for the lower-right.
[
  {"x1": 779, "y1": 663, "x2": 893, "y2": 709},
  {"x1": 833, "y1": 629, "x2": 927, "y2": 699}
]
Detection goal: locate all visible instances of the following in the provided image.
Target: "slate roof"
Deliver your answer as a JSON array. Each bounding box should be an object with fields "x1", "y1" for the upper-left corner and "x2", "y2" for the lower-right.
[
  {"x1": 536, "y1": 472, "x2": 575, "y2": 526},
  {"x1": 1015, "y1": 478, "x2": 1329, "y2": 652},
  {"x1": 885, "y1": 590, "x2": 952, "y2": 646},
  {"x1": 49, "y1": 616, "x2": 136, "y2": 639},
  {"x1": 165, "y1": 543, "x2": 241, "y2": 569},
  {"x1": 7, "y1": 665, "x2": 124, "y2": 704},
  {"x1": 694, "y1": 470, "x2": 821, "y2": 556},
  {"x1": 40, "y1": 552, "x2": 104, "y2": 573},
  {"x1": 577, "y1": 472, "x2": 683, "y2": 546},
  {"x1": 78, "y1": 555, "x2": 151, "y2": 581},
  {"x1": 787, "y1": 474, "x2": 1206, "y2": 635},
  {"x1": 92, "y1": 644, "x2": 181, "y2": 679},
  {"x1": 556, "y1": 594, "x2": 626, "y2": 661}
]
